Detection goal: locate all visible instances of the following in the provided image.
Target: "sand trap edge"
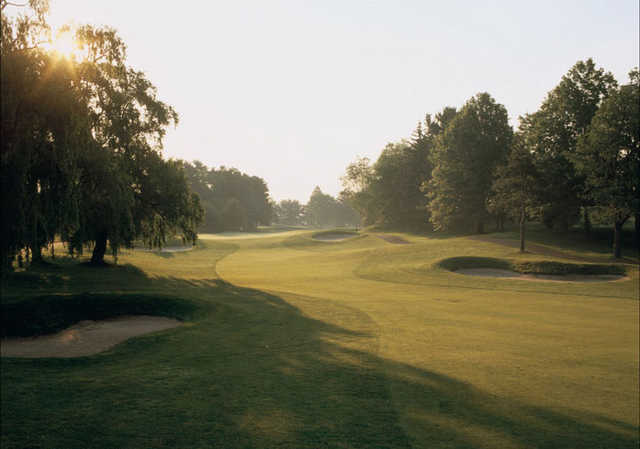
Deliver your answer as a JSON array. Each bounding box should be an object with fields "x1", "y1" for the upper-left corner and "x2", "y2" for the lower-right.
[{"x1": 1, "y1": 315, "x2": 183, "y2": 358}]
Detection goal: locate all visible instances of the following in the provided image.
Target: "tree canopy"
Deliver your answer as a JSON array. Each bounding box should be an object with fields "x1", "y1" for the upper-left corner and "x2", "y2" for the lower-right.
[
  {"x1": 427, "y1": 93, "x2": 513, "y2": 233},
  {"x1": 574, "y1": 69, "x2": 639, "y2": 257},
  {"x1": 519, "y1": 59, "x2": 617, "y2": 231},
  {"x1": 183, "y1": 161, "x2": 273, "y2": 232},
  {"x1": 1, "y1": 1, "x2": 203, "y2": 270},
  {"x1": 302, "y1": 187, "x2": 358, "y2": 228}
]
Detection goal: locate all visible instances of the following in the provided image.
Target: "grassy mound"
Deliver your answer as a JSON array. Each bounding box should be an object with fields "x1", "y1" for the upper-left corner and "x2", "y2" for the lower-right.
[
  {"x1": 437, "y1": 256, "x2": 626, "y2": 276},
  {"x1": 436, "y1": 256, "x2": 513, "y2": 272},
  {"x1": 312, "y1": 229, "x2": 359, "y2": 239},
  {"x1": 283, "y1": 229, "x2": 364, "y2": 249},
  {"x1": 1, "y1": 293, "x2": 199, "y2": 338}
]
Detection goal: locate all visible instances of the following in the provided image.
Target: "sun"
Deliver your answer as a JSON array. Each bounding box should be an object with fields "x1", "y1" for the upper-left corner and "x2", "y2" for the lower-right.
[{"x1": 47, "y1": 29, "x2": 78, "y2": 59}]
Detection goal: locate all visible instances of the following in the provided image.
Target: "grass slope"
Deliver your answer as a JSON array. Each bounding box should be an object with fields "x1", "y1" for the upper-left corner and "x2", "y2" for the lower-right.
[{"x1": 1, "y1": 230, "x2": 638, "y2": 448}]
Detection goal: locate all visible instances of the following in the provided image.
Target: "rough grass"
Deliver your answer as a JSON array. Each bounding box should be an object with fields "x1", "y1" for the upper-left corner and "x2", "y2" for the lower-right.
[{"x1": 1, "y1": 229, "x2": 638, "y2": 449}]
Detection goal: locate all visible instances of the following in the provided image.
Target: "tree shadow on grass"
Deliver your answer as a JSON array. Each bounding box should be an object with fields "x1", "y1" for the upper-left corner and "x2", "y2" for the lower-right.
[{"x1": 1, "y1": 270, "x2": 638, "y2": 449}]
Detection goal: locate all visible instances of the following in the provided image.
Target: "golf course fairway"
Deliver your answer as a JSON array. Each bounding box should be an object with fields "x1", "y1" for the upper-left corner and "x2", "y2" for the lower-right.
[{"x1": 2, "y1": 230, "x2": 638, "y2": 449}]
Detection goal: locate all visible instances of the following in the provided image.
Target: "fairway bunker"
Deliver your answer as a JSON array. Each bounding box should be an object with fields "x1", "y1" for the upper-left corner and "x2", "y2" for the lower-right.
[
  {"x1": 312, "y1": 232, "x2": 358, "y2": 241},
  {"x1": 454, "y1": 268, "x2": 627, "y2": 282},
  {"x1": 1, "y1": 315, "x2": 182, "y2": 358}
]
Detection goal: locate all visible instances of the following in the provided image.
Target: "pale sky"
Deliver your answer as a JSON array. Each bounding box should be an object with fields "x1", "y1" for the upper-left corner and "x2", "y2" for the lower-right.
[{"x1": 42, "y1": 1, "x2": 640, "y2": 202}]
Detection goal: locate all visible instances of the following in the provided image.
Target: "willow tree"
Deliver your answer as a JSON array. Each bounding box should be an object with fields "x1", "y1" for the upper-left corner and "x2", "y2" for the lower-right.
[
  {"x1": 1, "y1": 3, "x2": 203, "y2": 269},
  {"x1": 69, "y1": 25, "x2": 202, "y2": 264},
  {"x1": 1, "y1": 0, "x2": 88, "y2": 271}
]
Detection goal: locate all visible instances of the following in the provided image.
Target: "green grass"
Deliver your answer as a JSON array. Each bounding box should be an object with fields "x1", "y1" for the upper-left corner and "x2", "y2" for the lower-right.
[{"x1": 2, "y1": 229, "x2": 638, "y2": 448}]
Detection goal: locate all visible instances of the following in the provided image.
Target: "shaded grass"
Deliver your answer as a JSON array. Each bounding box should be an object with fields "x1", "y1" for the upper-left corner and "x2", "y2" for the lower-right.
[
  {"x1": 436, "y1": 256, "x2": 628, "y2": 276},
  {"x1": 1, "y1": 293, "x2": 201, "y2": 337}
]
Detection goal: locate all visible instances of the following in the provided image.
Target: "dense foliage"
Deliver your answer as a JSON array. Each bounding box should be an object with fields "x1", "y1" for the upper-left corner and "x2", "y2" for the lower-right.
[
  {"x1": 574, "y1": 69, "x2": 640, "y2": 257},
  {"x1": 273, "y1": 188, "x2": 358, "y2": 228},
  {"x1": 341, "y1": 60, "x2": 638, "y2": 257},
  {"x1": 182, "y1": 161, "x2": 273, "y2": 232},
  {"x1": 1, "y1": 1, "x2": 203, "y2": 271},
  {"x1": 340, "y1": 108, "x2": 455, "y2": 228}
]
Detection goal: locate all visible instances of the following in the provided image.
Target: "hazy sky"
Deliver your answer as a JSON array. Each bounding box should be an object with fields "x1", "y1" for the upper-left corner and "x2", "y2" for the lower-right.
[{"x1": 44, "y1": 0, "x2": 639, "y2": 202}]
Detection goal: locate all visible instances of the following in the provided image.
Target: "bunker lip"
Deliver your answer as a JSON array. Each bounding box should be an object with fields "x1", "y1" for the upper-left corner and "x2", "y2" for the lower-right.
[
  {"x1": 1, "y1": 315, "x2": 183, "y2": 358},
  {"x1": 454, "y1": 268, "x2": 628, "y2": 282},
  {"x1": 312, "y1": 232, "x2": 358, "y2": 241}
]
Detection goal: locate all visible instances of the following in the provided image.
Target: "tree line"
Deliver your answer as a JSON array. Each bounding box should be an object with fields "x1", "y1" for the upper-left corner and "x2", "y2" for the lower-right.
[
  {"x1": 1, "y1": 0, "x2": 203, "y2": 272},
  {"x1": 342, "y1": 59, "x2": 639, "y2": 258},
  {"x1": 182, "y1": 161, "x2": 272, "y2": 232},
  {"x1": 273, "y1": 187, "x2": 359, "y2": 227}
]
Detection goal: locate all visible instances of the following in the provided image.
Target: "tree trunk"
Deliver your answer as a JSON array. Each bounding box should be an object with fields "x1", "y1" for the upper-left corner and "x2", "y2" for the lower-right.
[
  {"x1": 634, "y1": 212, "x2": 639, "y2": 249},
  {"x1": 475, "y1": 220, "x2": 484, "y2": 234},
  {"x1": 519, "y1": 207, "x2": 526, "y2": 253},
  {"x1": 30, "y1": 209, "x2": 42, "y2": 264},
  {"x1": 613, "y1": 221, "x2": 622, "y2": 259},
  {"x1": 583, "y1": 207, "x2": 591, "y2": 239},
  {"x1": 30, "y1": 242, "x2": 42, "y2": 264},
  {"x1": 496, "y1": 214, "x2": 505, "y2": 232},
  {"x1": 0, "y1": 247, "x2": 11, "y2": 278},
  {"x1": 91, "y1": 231, "x2": 108, "y2": 265}
]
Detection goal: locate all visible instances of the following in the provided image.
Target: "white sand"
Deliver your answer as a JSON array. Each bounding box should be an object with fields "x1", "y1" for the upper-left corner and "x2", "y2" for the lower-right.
[{"x1": 1, "y1": 315, "x2": 182, "y2": 358}]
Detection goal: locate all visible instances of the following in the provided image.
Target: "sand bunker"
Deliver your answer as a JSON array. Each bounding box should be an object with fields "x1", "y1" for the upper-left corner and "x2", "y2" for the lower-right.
[
  {"x1": 312, "y1": 232, "x2": 357, "y2": 241},
  {"x1": 1, "y1": 315, "x2": 182, "y2": 358},
  {"x1": 160, "y1": 246, "x2": 193, "y2": 253},
  {"x1": 455, "y1": 268, "x2": 626, "y2": 282}
]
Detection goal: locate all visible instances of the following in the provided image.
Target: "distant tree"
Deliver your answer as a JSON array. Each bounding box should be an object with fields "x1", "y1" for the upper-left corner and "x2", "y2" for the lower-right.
[
  {"x1": 276, "y1": 199, "x2": 304, "y2": 225},
  {"x1": 489, "y1": 136, "x2": 541, "y2": 252},
  {"x1": 339, "y1": 108, "x2": 454, "y2": 230},
  {"x1": 303, "y1": 187, "x2": 356, "y2": 227},
  {"x1": 428, "y1": 93, "x2": 513, "y2": 233},
  {"x1": 182, "y1": 162, "x2": 273, "y2": 232},
  {"x1": 340, "y1": 156, "x2": 376, "y2": 225},
  {"x1": 304, "y1": 187, "x2": 334, "y2": 227},
  {"x1": 222, "y1": 198, "x2": 246, "y2": 231},
  {"x1": 335, "y1": 192, "x2": 360, "y2": 227},
  {"x1": 370, "y1": 140, "x2": 415, "y2": 225},
  {"x1": 521, "y1": 59, "x2": 617, "y2": 232},
  {"x1": 574, "y1": 69, "x2": 640, "y2": 258}
]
